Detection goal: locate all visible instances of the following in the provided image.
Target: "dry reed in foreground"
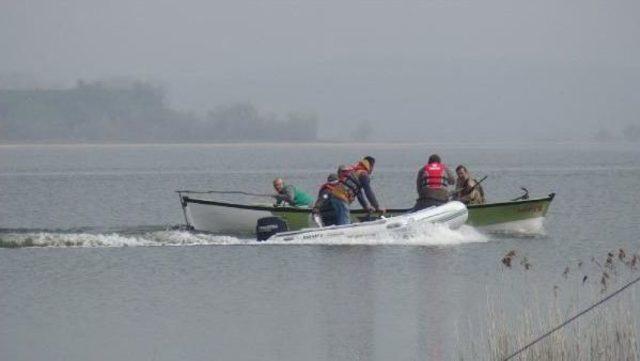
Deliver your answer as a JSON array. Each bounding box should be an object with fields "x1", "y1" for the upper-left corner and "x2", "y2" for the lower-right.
[{"x1": 457, "y1": 248, "x2": 640, "y2": 361}]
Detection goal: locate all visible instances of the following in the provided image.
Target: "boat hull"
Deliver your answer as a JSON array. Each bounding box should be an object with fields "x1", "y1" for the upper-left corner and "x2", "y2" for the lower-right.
[
  {"x1": 179, "y1": 192, "x2": 555, "y2": 234},
  {"x1": 186, "y1": 200, "x2": 272, "y2": 234},
  {"x1": 183, "y1": 196, "x2": 313, "y2": 234},
  {"x1": 467, "y1": 194, "x2": 554, "y2": 228}
]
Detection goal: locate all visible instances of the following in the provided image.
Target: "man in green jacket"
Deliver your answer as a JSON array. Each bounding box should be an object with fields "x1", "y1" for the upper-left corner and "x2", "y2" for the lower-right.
[{"x1": 272, "y1": 178, "x2": 314, "y2": 207}]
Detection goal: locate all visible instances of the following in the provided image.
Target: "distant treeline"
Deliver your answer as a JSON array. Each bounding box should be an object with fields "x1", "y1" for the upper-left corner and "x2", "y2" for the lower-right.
[
  {"x1": 0, "y1": 81, "x2": 318, "y2": 143},
  {"x1": 593, "y1": 125, "x2": 640, "y2": 143}
]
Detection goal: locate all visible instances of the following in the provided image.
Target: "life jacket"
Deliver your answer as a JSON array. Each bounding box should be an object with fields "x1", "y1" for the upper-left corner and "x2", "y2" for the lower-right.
[
  {"x1": 319, "y1": 180, "x2": 340, "y2": 195},
  {"x1": 316, "y1": 180, "x2": 339, "y2": 209},
  {"x1": 420, "y1": 162, "x2": 448, "y2": 190},
  {"x1": 331, "y1": 160, "x2": 371, "y2": 203}
]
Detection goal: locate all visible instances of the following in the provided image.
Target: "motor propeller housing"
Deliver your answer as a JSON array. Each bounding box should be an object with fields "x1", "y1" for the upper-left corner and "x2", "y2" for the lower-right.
[{"x1": 256, "y1": 217, "x2": 289, "y2": 241}]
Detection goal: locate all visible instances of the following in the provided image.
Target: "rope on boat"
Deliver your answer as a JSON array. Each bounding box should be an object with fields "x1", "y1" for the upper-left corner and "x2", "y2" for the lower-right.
[{"x1": 502, "y1": 274, "x2": 640, "y2": 361}]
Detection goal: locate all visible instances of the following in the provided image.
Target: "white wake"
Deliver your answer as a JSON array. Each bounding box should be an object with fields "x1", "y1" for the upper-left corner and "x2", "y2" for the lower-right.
[{"x1": 0, "y1": 224, "x2": 488, "y2": 248}]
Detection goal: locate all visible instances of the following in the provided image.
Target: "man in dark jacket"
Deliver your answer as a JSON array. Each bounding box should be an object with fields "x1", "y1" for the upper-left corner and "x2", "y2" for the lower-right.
[{"x1": 312, "y1": 173, "x2": 339, "y2": 226}]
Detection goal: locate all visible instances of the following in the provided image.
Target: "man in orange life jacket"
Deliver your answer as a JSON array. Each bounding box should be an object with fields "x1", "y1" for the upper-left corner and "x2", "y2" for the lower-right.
[
  {"x1": 320, "y1": 156, "x2": 385, "y2": 225},
  {"x1": 413, "y1": 154, "x2": 455, "y2": 211}
]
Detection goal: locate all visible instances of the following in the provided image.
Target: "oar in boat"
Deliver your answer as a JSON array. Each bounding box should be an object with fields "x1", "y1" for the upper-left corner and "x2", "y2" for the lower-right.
[
  {"x1": 175, "y1": 190, "x2": 275, "y2": 229},
  {"x1": 176, "y1": 190, "x2": 274, "y2": 198}
]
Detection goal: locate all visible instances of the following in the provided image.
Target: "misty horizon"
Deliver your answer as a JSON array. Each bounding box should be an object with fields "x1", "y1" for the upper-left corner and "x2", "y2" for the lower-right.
[{"x1": 1, "y1": 0, "x2": 639, "y2": 142}]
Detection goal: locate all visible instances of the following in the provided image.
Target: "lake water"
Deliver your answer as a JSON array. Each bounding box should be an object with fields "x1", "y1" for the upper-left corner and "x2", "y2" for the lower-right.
[{"x1": 1, "y1": 143, "x2": 639, "y2": 360}]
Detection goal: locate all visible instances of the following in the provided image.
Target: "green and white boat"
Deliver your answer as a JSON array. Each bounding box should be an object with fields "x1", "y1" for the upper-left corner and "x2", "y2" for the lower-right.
[{"x1": 178, "y1": 191, "x2": 555, "y2": 235}]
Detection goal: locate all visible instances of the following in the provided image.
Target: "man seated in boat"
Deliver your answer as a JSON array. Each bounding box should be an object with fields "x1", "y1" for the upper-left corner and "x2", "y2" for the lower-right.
[
  {"x1": 312, "y1": 173, "x2": 340, "y2": 226},
  {"x1": 413, "y1": 154, "x2": 455, "y2": 211},
  {"x1": 451, "y1": 165, "x2": 485, "y2": 205},
  {"x1": 272, "y1": 178, "x2": 314, "y2": 207},
  {"x1": 324, "y1": 156, "x2": 385, "y2": 225}
]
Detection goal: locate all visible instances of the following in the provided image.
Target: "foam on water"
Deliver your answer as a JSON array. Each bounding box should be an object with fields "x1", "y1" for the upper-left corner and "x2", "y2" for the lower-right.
[
  {"x1": 479, "y1": 217, "x2": 546, "y2": 237},
  {"x1": 266, "y1": 223, "x2": 489, "y2": 246},
  {"x1": 0, "y1": 223, "x2": 489, "y2": 248},
  {"x1": 0, "y1": 230, "x2": 249, "y2": 248}
]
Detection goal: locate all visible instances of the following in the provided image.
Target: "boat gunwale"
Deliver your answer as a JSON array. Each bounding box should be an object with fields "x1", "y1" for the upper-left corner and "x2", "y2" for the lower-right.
[{"x1": 181, "y1": 193, "x2": 555, "y2": 214}]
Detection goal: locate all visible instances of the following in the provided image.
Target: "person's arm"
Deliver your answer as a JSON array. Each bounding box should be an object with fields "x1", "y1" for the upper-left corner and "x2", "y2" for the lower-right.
[
  {"x1": 284, "y1": 185, "x2": 297, "y2": 204},
  {"x1": 458, "y1": 179, "x2": 476, "y2": 203},
  {"x1": 359, "y1": 174, "x2": 380, "y2": 210},
  {"x1": 451, "y1": 182, "x2": 462, "y2": 200},
  {"x1": 356, "y1": 190, "x2": 370, "y2": 210},
  {"x1": 273, "y1": 193, "x2": 287, "y2": 205},
  {"x1": 468, "y1": 189, "x2": 481, "y2": 204},
  {"x1": 467, "y1": 179, "x2": 482, "y2": 203},
  {"x1": 416, "y1": 169, "x2": 423, "y2": 195},
  {"x1": 274, "y1": 185, "x2": 295, "y2": 205},
  {"x1": 445, "y1": 167, "x2": 455, "y2": 186}
]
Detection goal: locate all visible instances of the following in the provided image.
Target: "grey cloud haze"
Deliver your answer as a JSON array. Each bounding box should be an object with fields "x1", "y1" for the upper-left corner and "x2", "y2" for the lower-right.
[{"x1": 2, "y1": 0, "x2": 639, "y2": 141}]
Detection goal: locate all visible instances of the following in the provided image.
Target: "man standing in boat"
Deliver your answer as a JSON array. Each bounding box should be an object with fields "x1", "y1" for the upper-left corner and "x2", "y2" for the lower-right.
[
  {"x1": 452, "y1": 165, "x2": 485, "y2": 205},
  {"x1": 272, "y1": 178, "x2": 314, "y2": 207},
  {"x1": 413, "y1": 154, "x2": 455, "y2": 211},
  {"x1": 325, "y1": 156, "x2": 385, "y2": 225}
]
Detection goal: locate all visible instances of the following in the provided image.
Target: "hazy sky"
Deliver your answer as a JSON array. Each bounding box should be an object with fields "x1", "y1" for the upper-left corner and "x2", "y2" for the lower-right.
[{"x1": 2, "y1": 0, "x2": 639, "y2": 140}]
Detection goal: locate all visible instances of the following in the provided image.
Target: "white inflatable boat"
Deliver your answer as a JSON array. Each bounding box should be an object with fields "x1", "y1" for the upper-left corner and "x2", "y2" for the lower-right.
[{"x1": 262, "y1": 201, "x2": 468, "y2": 242}]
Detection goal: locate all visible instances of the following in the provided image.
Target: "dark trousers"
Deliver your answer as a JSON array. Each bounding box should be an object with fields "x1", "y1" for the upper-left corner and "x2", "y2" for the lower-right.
[
  {"x1": 319, "y1": 205, "x2": 338, "y2": 226},
  {"x1": 412, "y1": 197, "x2": 447, "y2": 211},
  {"x1": 329, "y1": 197, "x2": 351, "y2": 225}
]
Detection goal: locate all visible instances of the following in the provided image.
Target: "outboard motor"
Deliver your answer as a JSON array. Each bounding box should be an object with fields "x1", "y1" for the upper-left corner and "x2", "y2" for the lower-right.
[{"x1": 256, "y1": 217, "x2": 288, "y2": 241}]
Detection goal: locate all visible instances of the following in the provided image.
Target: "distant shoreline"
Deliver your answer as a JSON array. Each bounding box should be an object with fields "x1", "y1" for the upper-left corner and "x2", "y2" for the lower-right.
[{"x1": 0, "y1": 140, "x2": 636, "y2": 148}]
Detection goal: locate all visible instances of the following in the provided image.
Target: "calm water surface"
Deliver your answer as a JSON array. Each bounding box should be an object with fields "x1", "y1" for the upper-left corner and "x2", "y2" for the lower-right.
[{"x1": 1, "y1": 143, "x2": 639, "y2": 360}]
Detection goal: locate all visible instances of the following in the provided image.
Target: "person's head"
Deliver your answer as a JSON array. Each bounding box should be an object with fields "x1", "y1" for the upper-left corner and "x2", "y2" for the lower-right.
[
  {"x1": 337, "y1": 165, "x2": 349, "y2": 177},
  {"x1": 428, "y1": 154, "x2": 441, "y2": 164},
  {"x1": 363, "y1": 156, "x2": 375, "y2": 172},
  {"x1": 455, "y1": 165, "x2": 469, "y2": 180},
  {"x1": 272, "y1": 177, "x2": 284, "y2": 192}
]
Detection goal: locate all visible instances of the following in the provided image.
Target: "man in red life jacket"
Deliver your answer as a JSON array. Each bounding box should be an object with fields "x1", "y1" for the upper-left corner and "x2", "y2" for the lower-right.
[
  {"x1": 413, "y1": 154, "x2": 455, "y2": 211},
  {"x1": 321, "y1": 156, "x2": 385, "y2": 225}
]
